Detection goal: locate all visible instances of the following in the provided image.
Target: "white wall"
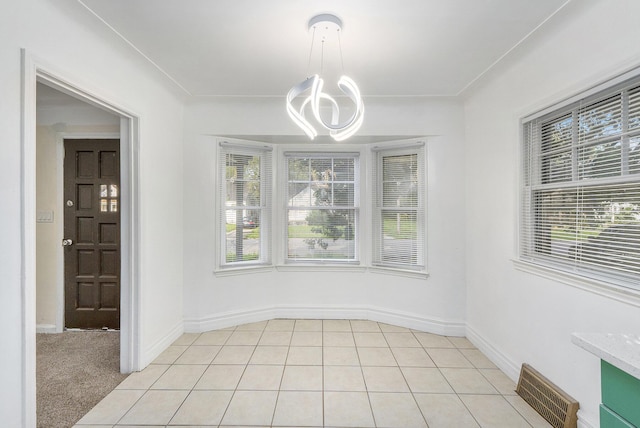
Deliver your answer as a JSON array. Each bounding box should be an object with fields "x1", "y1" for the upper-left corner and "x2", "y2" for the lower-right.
[
  {"x1": 182, "y1": 96, "x2": 468, "y2": 333},
  {"x1": 1, "y1": 1, "x2": 185, "y2": 425},
  {"x1": 463, "y1": 1, "x2": 640, "y2": 426}
]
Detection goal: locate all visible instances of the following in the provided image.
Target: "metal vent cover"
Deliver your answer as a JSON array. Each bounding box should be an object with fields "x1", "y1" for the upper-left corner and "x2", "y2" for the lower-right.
[{"x1": 516, "y1": 363, "x2": 579, "y2": 428}]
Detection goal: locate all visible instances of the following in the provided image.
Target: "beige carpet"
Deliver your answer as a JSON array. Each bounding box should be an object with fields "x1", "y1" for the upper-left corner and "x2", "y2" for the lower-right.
[{"x1": 37, "y1": 331, "x2": 128, "y2": 428}]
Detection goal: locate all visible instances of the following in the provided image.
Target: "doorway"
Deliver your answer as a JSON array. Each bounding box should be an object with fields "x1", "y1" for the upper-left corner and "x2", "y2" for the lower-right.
[{"x1": 23, "y1": 52, "x2": 141, "y2": 426}]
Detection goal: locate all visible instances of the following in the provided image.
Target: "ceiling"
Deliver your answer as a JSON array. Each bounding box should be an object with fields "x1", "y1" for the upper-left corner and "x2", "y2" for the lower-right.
[{"x1": 78, "y1": 0, "x2": 570, "y2": 98}]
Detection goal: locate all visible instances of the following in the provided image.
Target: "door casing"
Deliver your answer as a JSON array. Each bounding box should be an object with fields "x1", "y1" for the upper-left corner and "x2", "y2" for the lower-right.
[{"x1": 21, "y1": 49, "x2": 142, "y2": 427}]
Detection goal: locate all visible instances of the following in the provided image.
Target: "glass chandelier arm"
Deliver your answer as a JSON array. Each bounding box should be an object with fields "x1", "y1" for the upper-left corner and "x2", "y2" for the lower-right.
[
  {"x1": 309, "y1": 76, "x2": 340, "y2": 128},
  {"x1": 286, "y1": 76, "x2": 319, "y2": 139},
  {"x1": 330, "y1": 103, "x2": 364, "y2": 141},
  {"x1": 313, "y1": 75, "x2": 364, "y2": 133}
]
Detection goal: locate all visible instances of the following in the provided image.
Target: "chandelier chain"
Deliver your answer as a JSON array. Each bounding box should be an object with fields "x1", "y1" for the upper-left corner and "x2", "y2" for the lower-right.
[
  {"x1": 338, "y1": 30, "x2": 345, "y2": 73},
  {"x1": 320, "y1": 39, "x2": 325, "y2": 75},
  {"x1": 306, "y1": 27, "x2": 316, "y2": 77}
]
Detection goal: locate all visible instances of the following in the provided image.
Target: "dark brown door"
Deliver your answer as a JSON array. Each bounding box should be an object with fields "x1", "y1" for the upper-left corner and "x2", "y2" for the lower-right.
[{"x1": 64, "y1": 139, "x2": 120, "y2": 329}]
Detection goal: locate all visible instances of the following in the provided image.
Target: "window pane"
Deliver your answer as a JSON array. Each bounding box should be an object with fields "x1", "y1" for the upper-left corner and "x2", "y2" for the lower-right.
[
  {"x1": 629, "y1": 85, "x2": 640, "y2": 131},
  {"x1": 578, "y1": 94, "x2": 623, "y2": 143},
  {"x1": 289, "y1": 183, "x2": 311, "y2": 206},
  {"x1": 226, "y1": 154, "x2": 262, "y2": 206},
  {"x1": 333, "y1": 158, "x2": 355, "y2": 180},
  {"x1": 225, "y1": 214, "x2": 261, "y2": 263},
  {"x1": 578, "y1": 140, "x2": 622, "y2": 179},
  {"x1": 333, "y1": 183, "x2": 355, "y2": 206},
  {"x1": 373, "y1": 147, "x2": 425, "y2": 270},
  {"x1": 310, "y1": 158, "x2": 333, "y2": 181},
  {"x1": 310, "y1": 181, "x2": 332, "y2": 206},
  {"x1": 380, "y1": 210, "x2": 418, "y2": 265},
  {"x1": 220, "y1": 144, "x2": 271, "y2": 267},
  {"x1": 382, "y1": 154, "x2": 418, "y2": 207},
  {"x1": 287, "y1": 209, "x2": 356, "y2": 260},
  {"x1": 286, "y1": 154, "x2": 358, "y2": 262},
  {"x1": 541, "y1": 114, "x2": 572, "y2": 154},
  {"x1": 532, "y1": 184, "x2": 640, "y2": 276},
  {"x1": 288, "y1": 158, "x2": 309, "y2": 180},
  {"x1": 630, "y1": 137, "x2": 640, "y2": 175},
  {"x1": 541, "y1": 151, "x2": 573, "y2": 184}
]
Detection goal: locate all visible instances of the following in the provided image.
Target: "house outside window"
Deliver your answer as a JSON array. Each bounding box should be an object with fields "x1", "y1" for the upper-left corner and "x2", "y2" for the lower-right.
[
  {"x1": 218, "y1": 141, "x2": 272, "y2": 268},
  {"x1": 285, "y1": 153, "x2": 359, "y2": 263},
  {"x1": 521, "y1": 75, "x2": 640, "y2": 289}
]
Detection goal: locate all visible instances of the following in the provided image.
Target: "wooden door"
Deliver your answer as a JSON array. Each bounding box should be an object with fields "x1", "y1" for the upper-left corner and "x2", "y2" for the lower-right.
[{"x1": 64, "y1": 139, "x2": 120, "y2": 329}]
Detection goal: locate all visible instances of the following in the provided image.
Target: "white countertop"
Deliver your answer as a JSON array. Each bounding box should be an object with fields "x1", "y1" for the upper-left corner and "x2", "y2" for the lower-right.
[{"x1": 572, "y1": 333, "x2": 640, "y2": 379}]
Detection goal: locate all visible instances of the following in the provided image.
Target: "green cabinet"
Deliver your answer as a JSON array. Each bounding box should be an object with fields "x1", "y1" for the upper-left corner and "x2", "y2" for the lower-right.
[
  {"x1": 601, "y1": 360, "x2": 640, "y2": 428},
  {"x1": 601, "y1": 404, "x2": 635, "y2": 428}
]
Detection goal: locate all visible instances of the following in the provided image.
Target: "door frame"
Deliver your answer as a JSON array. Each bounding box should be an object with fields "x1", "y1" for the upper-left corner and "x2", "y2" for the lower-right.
[{"x1": 21, "y1": 49, "x2": 141, "y2": 426}]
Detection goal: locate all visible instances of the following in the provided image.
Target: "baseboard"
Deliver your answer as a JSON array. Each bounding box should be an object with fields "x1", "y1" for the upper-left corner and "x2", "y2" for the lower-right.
[
  {"x1": 36, "y1": 324, "x2": 57, "y2": 334},
  {"x1": 140, "y1": 320, "x2": 184, "y2": 368},
  {"x1": 465, "y1": 324, "x2": 598, "y2": 428},
  {"x1": 183, "y1": 305, "x2": 466, "y2": 336},
  {"x1": 367, "y1": 306, "x2": 466, "y2": 336},
  {"x1": 465, "y1": 324, "x2": 521, "y2": 381},
  {"x1": 576, "y1": 411, "x2": 597, "y2": 428}
]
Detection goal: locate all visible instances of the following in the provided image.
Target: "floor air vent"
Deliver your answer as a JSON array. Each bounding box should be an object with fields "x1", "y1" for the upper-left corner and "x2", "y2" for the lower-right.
[{"x1": 516, "y1": 363, "x2": 579, "y2": 428}]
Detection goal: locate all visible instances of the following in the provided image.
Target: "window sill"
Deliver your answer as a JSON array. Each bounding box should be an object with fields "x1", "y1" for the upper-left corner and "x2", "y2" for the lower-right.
[
  {"x1": 276, "y1": 263, "x2": 367, "y2": 273},
  {"x1": 214, "y1": 263, "x2": 429, "y2": 279},
  {"x1": 368, "y1": 266, "x2": 429, "y2": 280},
  {"x1": 214, "y1": 265, "x2": 275, "y2": 277},
  {"x1": 512, "y1": 259, "x2": 640, "y2": 308}
]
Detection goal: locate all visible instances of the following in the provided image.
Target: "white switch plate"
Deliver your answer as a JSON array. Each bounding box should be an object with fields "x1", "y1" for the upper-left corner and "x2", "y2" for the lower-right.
[{"x1": 36, "y1": 210, "x2": 54, "y2": 223}]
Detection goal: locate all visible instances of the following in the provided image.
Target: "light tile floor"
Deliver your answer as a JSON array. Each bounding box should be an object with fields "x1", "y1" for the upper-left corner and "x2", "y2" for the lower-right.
[{"x1": 74, "y1": 319, "x2": 551, "y2": 427}]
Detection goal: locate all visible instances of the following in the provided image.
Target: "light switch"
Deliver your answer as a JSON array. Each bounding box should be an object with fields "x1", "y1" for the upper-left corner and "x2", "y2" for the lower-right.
[{"x1": 37, "y1": 211, "x2": 54, "y2": 223}]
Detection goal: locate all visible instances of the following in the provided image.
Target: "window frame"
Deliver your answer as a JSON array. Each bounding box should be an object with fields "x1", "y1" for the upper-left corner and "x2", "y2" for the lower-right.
[
  {"x1": 215, "y1": 139, "x2": 273, "y2": 273},
  {"x1": 282, "y1": 150, "x2": 361, "y2": 266},
  {"x1": 371, "y1": 141, "x2": 428, "y2": 276},
  {"x1": 519, "y1": 73, "x2": 640, "y2": 291}
]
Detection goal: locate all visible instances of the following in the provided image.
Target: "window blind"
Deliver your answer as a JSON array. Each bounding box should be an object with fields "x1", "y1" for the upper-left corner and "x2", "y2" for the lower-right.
[
  {"x1": 372, "y1": 144, "x2": 426, "y2": 270},
  {"x1": 284, "y1": 153, "x2": 359, "y2": 262},
  {"x1": 218, "y1": 142, "x2": 272, "y2": 267},
  {"x1": 521, "y1": 77, "x2": 640, "y2": 288}
]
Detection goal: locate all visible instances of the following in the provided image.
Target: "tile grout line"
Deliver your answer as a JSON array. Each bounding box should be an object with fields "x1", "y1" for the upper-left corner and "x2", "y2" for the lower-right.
[
  {"x1": 474, "y1": 365, "x2": 537, "y2": 428},
  {"x1": 79, "y1": 319, "x2": 546, "y2": 428},
  {"x1": 168, "y1": 330, "x2": 226, "y2": 426},
  {"x1": 351, "y1": 320, "x2": 378, "y2": 428},
  {"x1": 120, "y1": 331, "x2": 206, "y2": 427},
  {"x1": 214, "y1": 322, "x2": 258, "y2": 427},
  {"x1": 403, "y1": 328, "x2": 433, "y2": 427},
  {"x1": 268, "y1": 319, "x2": 294, "y2": 427},
  {"x1": 166, "y1": 332, "x2": 205, "y2": 426},
  {"x1": 321, "y1": 320, "x2": 325, "y2": 428}
]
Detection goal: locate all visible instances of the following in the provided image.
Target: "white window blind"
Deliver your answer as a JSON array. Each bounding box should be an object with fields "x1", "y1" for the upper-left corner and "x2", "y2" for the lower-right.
[
  {"x1": 372, "y1": 144, "x2": 426, "y2": 270},
  {"x1": 285, "y1": 153, "x2": 359, "y2": 262},
  {"x1": 521, "y1": 77, "x2": 640, "y2": 288},
  {"x1": 218, "y1": 141, "x2": 272, "y2": 267}
]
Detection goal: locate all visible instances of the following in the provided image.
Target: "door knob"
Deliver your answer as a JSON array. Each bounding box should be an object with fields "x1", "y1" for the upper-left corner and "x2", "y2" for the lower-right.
[{"x1": 62, "y1": 239, "x2": 73, "y2": 246}]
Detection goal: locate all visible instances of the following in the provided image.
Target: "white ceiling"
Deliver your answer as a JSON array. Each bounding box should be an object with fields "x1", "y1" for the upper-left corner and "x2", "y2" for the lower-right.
[{"x1": 78, "y1": 0, "x2": 569, "y2": 98}]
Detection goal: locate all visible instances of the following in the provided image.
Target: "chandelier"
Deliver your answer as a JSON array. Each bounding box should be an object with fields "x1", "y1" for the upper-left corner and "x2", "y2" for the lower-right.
[{"x1": 286, "y1": 14, "x2": 364, "y2": 142}]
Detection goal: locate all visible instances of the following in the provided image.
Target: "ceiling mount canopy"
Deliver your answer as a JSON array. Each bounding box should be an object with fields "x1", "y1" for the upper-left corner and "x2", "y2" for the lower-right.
[{"x1": 286, "y1": 13, "x2": 364, "y2": 142}]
